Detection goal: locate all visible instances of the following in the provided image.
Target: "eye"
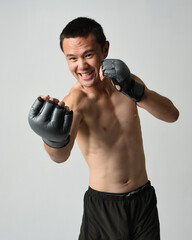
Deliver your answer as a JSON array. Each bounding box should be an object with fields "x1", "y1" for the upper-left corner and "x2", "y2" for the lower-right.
[
  {"x1": 85, "y1": 53, "x2": 93, "y2": 58},
  {"x1": 69, "y1": 57, "x2": 77, "y2": 62}
]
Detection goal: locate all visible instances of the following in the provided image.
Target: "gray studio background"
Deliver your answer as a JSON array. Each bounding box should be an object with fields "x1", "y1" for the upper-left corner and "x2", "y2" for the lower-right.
[{"x1": 1, "y1": 0, "x2": 191, "y2": 239}]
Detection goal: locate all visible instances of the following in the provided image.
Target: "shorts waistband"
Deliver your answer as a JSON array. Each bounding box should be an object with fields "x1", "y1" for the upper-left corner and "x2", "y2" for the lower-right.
[{"x1": 87, "y1": 181, "x2": 152, "y2": 200}]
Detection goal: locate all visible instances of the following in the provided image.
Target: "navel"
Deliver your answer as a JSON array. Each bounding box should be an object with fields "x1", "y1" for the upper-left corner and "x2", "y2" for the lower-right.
[{"x1": 102, "y1": 126, "x2": 107, "y2": 131}]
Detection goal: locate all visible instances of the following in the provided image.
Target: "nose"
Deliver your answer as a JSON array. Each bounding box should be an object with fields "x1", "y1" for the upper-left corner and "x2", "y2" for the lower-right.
[{"x1": 78, "y1": 58, "x2": 89, "y2": 71}]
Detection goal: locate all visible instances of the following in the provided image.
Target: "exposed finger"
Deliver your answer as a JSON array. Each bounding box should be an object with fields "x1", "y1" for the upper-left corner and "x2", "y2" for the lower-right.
[
  {"x1": 49, "y1": 97, "x2": 59, "y2": 104},
  {"x1": 111, "y1": 79, "x2": 121, "y2": 91},
  {"x1": 39, "y1": 94, "x2": 50, "y2": 101},
  {"x1": 99, "y1": 66, "x2": 105, "y2": 81},
  {"x1": 115, "y1": 84, "x2": 121, "y2": 91},
  {"x1": 58, "y1": 101, "x2": 65, "y2": 107},
  {"x1": 65, "y1": 106, "x2": 70, "y2": 111}
]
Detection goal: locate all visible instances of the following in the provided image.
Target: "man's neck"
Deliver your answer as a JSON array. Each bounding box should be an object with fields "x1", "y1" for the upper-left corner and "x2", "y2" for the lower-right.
[{"x1": 81, "y1": 78, "x2": 115, "y2": 97}]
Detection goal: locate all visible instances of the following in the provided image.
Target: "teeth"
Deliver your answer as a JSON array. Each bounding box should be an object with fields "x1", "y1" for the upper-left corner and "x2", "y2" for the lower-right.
[{"x1": 81, "y1": 72, "x2": 92, "y2": 77}]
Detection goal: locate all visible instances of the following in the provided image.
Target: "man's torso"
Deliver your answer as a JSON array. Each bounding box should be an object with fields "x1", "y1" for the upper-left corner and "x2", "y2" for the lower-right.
[{"x1": 65, "y1": 80, "x2": 148, "y2": 193}]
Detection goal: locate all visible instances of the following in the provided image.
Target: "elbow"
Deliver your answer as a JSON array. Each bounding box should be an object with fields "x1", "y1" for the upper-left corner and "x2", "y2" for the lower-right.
[
  {"x1": 169, "y1": 108, "x2": 180, "y2": 123},
  {"x1": 50, "y1": 151, "x2": 71, "y2": 164},
  {"x1": 44, "y1": 143, "x2": 71, "y2": 163},
  {"x1": 51, "y1": 156, "x2": 69, "y2": 164},
  {"x1": 174, "y1": 109, "x2": 180, "y2": 122}
]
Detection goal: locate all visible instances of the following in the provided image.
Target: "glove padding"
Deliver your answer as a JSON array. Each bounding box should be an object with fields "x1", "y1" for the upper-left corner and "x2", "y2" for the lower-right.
[
  {"x1": 28, "y1": 97, "x2": 73, "y2": 148},
  {"x1": 101, "y1": 59, "x2": 145, "y2": 102}
]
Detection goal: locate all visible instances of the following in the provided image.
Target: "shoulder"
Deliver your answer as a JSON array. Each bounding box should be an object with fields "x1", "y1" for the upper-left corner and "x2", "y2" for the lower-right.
[{"x1": 63, "y1": 82, "x2": 87, "y2": 112}]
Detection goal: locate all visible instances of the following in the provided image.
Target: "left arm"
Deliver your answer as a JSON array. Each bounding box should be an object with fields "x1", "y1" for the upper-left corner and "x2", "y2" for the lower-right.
[
  {"x1": 101, "y1": 59, "x2": 179, "y2": 122},
  {"x1": 132, "y1": 74, "x2": 179, "y2": 123}
]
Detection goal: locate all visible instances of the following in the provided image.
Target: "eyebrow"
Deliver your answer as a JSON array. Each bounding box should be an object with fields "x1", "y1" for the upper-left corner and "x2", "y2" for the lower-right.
[{"x1": 66, "y1": 49, "x2": 94, "y2": 58}]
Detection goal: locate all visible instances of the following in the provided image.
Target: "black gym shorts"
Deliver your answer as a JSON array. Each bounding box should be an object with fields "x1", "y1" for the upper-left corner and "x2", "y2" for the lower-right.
[{"x1": 78, "y1": 181, "x2": 160, "y2": 240}]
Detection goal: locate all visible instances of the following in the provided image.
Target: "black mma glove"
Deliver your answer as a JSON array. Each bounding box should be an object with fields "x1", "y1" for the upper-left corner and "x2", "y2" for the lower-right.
[
  {"x1": 101, "y1": 59, "x2": 145, "y2": 102},
  {"x1": 28, "y1": 97, "x2": 73, "y2": 148}
]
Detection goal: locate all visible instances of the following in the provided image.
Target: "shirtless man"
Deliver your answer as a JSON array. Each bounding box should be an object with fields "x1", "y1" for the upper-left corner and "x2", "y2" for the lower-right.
[{"x1": 28, "y1": 17, "x2": 179, "y2": 239}]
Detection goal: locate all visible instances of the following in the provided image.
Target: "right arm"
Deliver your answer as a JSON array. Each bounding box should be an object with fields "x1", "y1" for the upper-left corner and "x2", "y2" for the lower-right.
[{"x1": 28, "y1": 91, "x2": 83, "y2": 164}]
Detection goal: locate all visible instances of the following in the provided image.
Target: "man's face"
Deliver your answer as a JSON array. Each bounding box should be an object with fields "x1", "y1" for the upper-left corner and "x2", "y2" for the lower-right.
[{"x1": 63, "y1": 34, "x2": 109, "y2": 88}]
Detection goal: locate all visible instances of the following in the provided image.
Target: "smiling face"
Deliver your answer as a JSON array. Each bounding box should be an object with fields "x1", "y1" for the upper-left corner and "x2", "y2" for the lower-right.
[{"x1": 63, "y1": 34, "x2": 109, "y2": 88}]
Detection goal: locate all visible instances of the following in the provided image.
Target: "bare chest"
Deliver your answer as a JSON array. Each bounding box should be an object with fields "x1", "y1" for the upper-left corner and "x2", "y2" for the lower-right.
[{"x1": 79, "y1": 93, "x2": 140, "y2": 141}]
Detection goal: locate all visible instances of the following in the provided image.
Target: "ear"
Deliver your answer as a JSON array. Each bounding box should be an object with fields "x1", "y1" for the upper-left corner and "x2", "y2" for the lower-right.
[{"x1": 103, "y1": 41, "x2": 110, "y2": 59}]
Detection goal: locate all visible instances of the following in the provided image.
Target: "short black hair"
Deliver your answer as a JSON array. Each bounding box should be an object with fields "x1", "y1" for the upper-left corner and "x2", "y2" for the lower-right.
[{"x1": 60, "y1": 17, "x2": 106, "y2": 52}]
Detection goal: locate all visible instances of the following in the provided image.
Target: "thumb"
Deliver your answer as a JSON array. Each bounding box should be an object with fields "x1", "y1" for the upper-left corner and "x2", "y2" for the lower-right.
[{"x1": 99, "y1": 66, "x2": 105, "y2": 81}]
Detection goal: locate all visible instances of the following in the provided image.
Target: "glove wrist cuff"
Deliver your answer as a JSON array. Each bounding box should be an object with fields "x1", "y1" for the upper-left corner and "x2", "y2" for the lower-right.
[
  {"x1": 43, "y1": 135, "x2": 70, "y2": 149},
  {"x1": 122, "y1": 79, "x2": 145, "y2": 102}
]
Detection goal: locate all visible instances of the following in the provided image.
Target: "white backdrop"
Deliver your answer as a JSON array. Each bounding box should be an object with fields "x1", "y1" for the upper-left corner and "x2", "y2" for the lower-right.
[{"x1": 1, "y1": 0, "x2": 191, "y2": 239}]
